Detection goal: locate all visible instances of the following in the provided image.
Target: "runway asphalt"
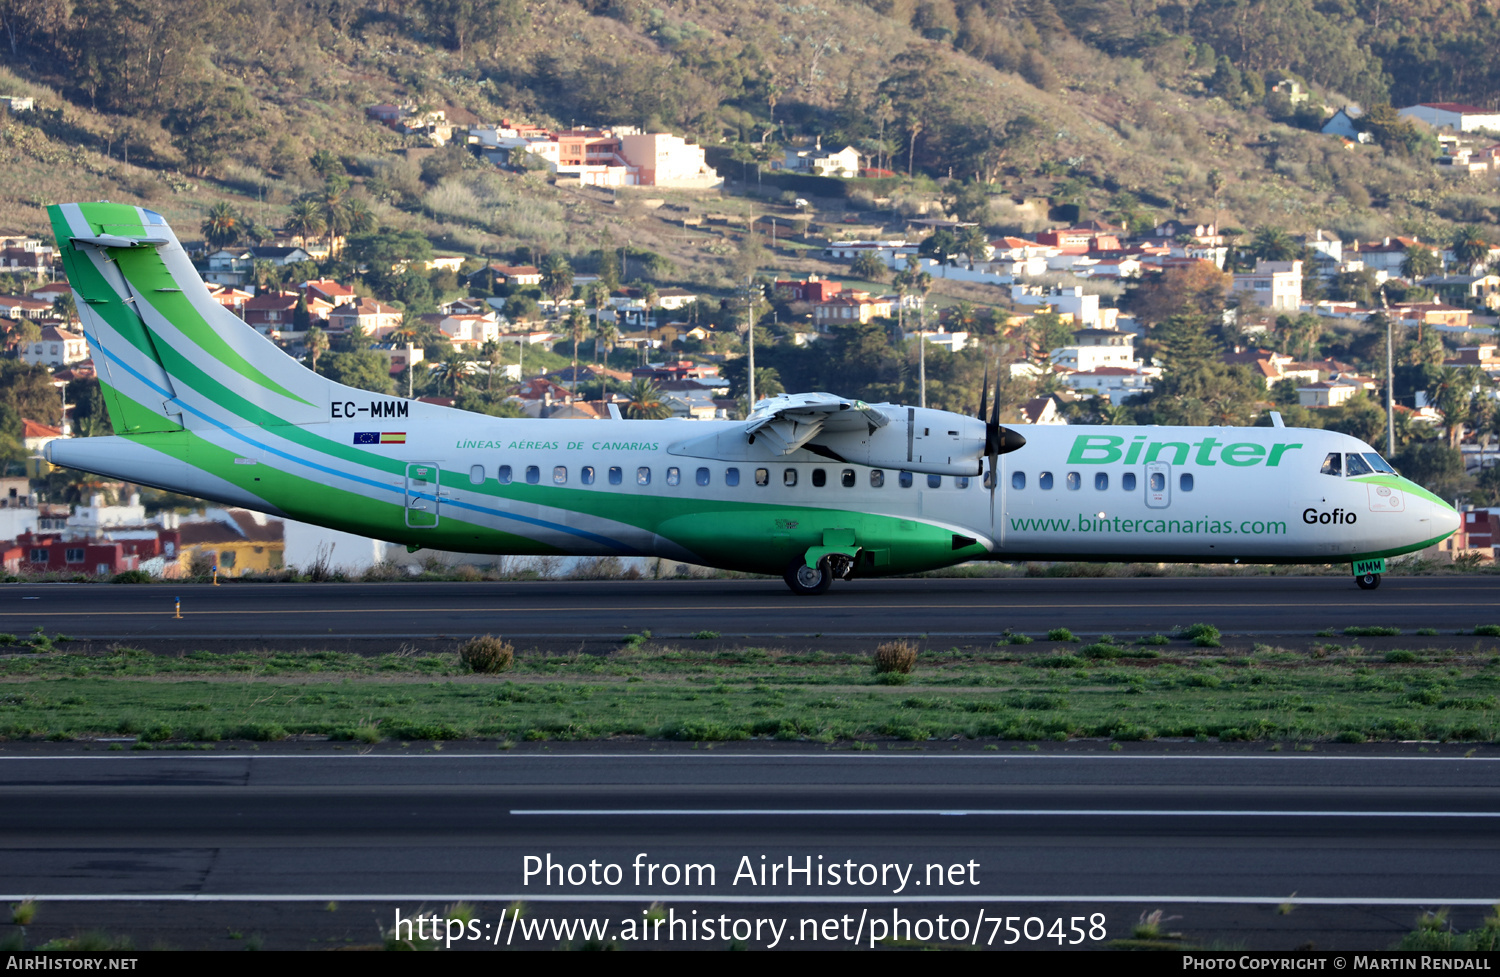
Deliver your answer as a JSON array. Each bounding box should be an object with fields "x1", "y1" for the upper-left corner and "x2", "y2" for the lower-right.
[
  {"x1": 5, "y1": 575, "x2": 1499, "y2": 643},
  {"x1": 0, "y1": 751, "x2": 1495, "y2": 950}
]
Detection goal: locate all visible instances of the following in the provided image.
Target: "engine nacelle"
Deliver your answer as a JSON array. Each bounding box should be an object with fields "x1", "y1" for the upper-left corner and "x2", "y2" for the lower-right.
[{"x1": 819, "y1": 406, "x2": 987, "y2": 476}]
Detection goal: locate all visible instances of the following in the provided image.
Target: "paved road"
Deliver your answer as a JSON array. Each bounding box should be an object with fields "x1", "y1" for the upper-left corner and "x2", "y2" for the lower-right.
[
  {"x1": 4, "y1": 576, "x2": 1498, "y2": 642},
  {"x1": 0, "y1": 752, "x2": 1495, "y2": 949}
]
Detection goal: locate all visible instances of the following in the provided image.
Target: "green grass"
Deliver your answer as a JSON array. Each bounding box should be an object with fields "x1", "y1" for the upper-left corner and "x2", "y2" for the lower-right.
[
  {"x1": 1344, "y1": 626, "x2": 1402, "y2": 637},
  {"x1": 0, "y1": 642, "x2": 1497, "y2": 744}
]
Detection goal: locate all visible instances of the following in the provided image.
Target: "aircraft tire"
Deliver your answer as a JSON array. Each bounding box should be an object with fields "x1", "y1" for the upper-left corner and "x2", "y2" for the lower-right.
[
  {"x1": 1355, "y1": 572, "x2": 1381, "y2": 590},
  {"x1": 784, "y1": 558, "x2": 833, "y2": 596}
]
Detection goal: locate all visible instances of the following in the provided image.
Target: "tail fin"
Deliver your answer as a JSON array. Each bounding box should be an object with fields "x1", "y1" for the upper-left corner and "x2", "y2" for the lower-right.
[{"x1": 48, "y1": 202, "x2": 331, "y2": 436}]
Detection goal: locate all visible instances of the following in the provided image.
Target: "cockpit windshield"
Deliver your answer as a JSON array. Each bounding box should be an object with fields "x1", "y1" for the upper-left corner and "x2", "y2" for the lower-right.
[{"x1": 1321, "y1": 450, "x2": 1398, "y2": 477}]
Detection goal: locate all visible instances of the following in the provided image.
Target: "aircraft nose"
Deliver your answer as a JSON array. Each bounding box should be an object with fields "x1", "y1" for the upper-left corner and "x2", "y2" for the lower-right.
[{"x1": 1430, "y1": 497, "x2": 1461, "y2": 541}]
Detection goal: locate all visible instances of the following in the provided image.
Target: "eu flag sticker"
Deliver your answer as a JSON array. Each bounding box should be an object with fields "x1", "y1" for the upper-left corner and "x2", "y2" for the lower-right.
[{"x1": 353, "y1": 432, "x2": 379, "y2": 444}]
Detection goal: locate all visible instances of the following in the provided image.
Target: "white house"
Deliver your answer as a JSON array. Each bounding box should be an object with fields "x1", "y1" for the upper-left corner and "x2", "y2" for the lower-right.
[
  {"x1": 22, "y1": 325, "x2": 88, "y2": 367},
  {"x1": 1399, "y1": 103, "x2": 1500, "y2": 133},
  {"x1": 781, "y1": 144, "x2": 860, "y2": 178},
  {"x1": 1232, "y1": 260, "x2": 1303, "y2": 311}
]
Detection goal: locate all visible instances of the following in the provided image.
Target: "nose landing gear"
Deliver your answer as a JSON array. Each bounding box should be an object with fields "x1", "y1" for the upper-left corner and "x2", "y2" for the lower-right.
[{"x1": 1355, "y1": 572, "x2": 1381, "y2": 590}]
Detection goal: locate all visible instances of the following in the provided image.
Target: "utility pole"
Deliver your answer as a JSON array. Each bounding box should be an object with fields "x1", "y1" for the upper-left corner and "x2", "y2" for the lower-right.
[
  {"x1": 1380, "y1": 288, "x2": 1394, "y2": 457},
  {"x1": 918, "y1": 296, "x2": 926, "y2": 409},
  {"x1": 744, "y1": 276, "x2": 757, "y2": 409},
  {"x1": 407, "y1": 342, "x2": 415, "y2": 399}
]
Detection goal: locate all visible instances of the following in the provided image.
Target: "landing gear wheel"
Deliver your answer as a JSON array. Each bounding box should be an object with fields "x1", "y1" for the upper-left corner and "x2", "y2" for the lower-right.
[
  {"x1": 784, "y1": 558, "x2": 833, "y2": 596},
  {"x1": 1355, "y1": 572, "x2": 1381, "y2": 590}
]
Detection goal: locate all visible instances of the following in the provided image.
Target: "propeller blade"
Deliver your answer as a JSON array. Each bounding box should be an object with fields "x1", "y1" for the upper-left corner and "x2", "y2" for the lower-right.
[{"x1": 978, "y1": 365, "x2": 989, "y2": 424}]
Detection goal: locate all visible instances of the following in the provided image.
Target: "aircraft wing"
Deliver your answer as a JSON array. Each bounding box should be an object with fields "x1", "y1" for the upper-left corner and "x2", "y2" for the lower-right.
[{"x1": 743, "y1": 392, "x2": 890, "y2": 456}]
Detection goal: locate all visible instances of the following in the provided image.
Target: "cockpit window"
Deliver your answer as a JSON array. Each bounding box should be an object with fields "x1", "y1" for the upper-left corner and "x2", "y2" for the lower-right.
[
  {"x1": 1320, "y1": 452, "x2": 1342, "y2": 477},
  {"x1": 1362, "y1": 453, "x2": 1397, "y2": 474},
  {"x1": 1344, "y1": 453, "x2": 1374, "y2": 477}
]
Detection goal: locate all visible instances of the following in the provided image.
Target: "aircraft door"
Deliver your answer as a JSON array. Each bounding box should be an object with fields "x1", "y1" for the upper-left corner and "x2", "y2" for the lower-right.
[
  {"x1": 405, "y1": 462, "x2": 441, "y2": 528},
  {"x1": 1145, "y1": 462, "x2": 1170, "y2": 509}
]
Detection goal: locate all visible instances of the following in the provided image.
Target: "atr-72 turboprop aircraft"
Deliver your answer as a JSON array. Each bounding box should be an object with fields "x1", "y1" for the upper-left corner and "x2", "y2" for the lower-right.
[{"x1": 44, "y1": 202, "x2": 1459, "y2": 593}]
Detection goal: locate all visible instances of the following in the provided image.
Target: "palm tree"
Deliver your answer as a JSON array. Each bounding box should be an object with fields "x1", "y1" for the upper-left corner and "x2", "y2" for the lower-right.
[
  {"x1": 201, "y1": 202, "x2": 241, "y2": 250},
  {"x1": 1451, "y1": 225, "x2": 1490, "y2": 274},
  {"x1": 595, "y1": 317, "x2": 619, "y2": 366},
  {"x1": 343, "y1": 197, "x2": 375, "y2": 238},
  {"x1": 590, "y1": 282, "x2": 611, "y2": 364},
  {"x1": 304, "y1": 325, "x2": 328, "y2": 373},
  {"x1": 893, "y1": 255, "x2": 919, "y2": 338},
  {"x1": 481, "y1": 339, "x2": 504, "y2": 392},
  {"x1": 1400, "y1": 244, "x2": 1439, "y2": 281},
  {"x1": 431, "y1": 346, "x2": 472, "y2": 397},
  {"x1": 624, "y1": 378, "x2": 670, "y2": 419},
  {"x1": 317, "y1": 180, "x2": 351, "y2": 256},
  {"x1": 640, "y1": 283, "x2": 659, "y2": 329},
  {"x1": 1249, "y1": 225, "x2": 1299, "y2": 262},
  {"x1": 540, "y1": 255, "x2": 574, "y2": 313},
  {"x1": 565, "y1": 305, "x2": 588, "y2": 397},
  {"x1": 284, "y1": 200, "x2": 325, "y2": 250},
  {"x1": 753, "y1": 367, "x2": 785, "y2": 399}
]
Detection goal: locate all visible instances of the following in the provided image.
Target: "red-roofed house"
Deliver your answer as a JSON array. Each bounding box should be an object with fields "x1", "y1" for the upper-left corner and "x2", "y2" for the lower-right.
[
  {"x1": 300, "y1": 279, "x2": 357, "y2": 305},
  {"x1": 205, "y1": 284, "x2": 253, "y2": 316},
  {"x1": 0, "y1": 295, "x2": 54, "y2": 320},
  {"x1": 774, "y1": 276, "x2": 842, "y2": 303}
]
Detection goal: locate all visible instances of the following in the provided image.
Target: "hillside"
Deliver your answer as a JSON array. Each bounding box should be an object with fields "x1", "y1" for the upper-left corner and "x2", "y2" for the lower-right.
[{"x1": 0, "y1": 0, "x2": 1493, "y2": 267}]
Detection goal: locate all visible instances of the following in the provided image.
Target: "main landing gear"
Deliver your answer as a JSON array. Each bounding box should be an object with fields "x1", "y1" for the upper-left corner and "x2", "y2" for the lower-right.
[
  {"x1": 1355, "y1": 572, "x2": 1381, "y2": 590},
  {"x1": 783, "y1": 553, "x2": 855, "y2": 596}
]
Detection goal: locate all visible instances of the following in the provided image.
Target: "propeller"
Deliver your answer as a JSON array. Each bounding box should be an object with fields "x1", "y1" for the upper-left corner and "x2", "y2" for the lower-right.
[{"x1": 978, "y1": 365, "x2": 1026, "y2": 530}]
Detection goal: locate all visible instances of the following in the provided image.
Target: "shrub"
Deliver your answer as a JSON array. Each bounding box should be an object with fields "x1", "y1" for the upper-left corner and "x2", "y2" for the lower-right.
[
  {"x1": 233, "y1": 722, "x2": 288, "y2": 741},
  {"x1": 1080, "y1": 642, "x2": 1125, "y2": 659},
  {"x1": 873, "y1": 640, "x2": 918, "y2": 674},
  {"x1": 875, "y1": 672, "x2": 911, "y2": 685},
  {"x1": 1474, "y1": 625, "x2": 1500, "y2": 637},
  {"x1": 1345, "y1": 626, "x2": 1401, "y2": 637},
  {"x1": 1047, "y1": 628, "x2": 1077, "y2": 642},
  {"x1": 1138, "y1": 634, "x2": 1170, "y2": 645},
  {"x1": 381, "y1": 719, "x2": 462, "y2": 741},
  {"x1": 1334, "y1": 729, "x2": 1368, "y2": 743},
  {"x1": 1176, "y1": 623, "x2": 1221, "y2": 646},
  {"x1": 110, "y1": 570, "x2": 152, "y2": 584},
  {"x1": 1386, "y1": 650, "x2": 1419, "y2": 663},
  {"x1": 1005, "y1": 633, "x2": 1034, "y2": 645},
  {"x1": 459, "y1": 635, "x2": 514, "y2": 674}
]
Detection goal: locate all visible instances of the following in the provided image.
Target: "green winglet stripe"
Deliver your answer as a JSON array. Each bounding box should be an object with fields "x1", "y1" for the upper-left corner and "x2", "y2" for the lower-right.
[{"x1": 111, "y1": 248, "x2": 315, "y2": 408}]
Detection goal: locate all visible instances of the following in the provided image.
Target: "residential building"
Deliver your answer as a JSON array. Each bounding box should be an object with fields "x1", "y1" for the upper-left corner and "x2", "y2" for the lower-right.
[
  {"x1": 1297, "y1": 379, "x2": 1365, "y2": 407},
  {"x1": 439, "y1": 312, "x2": 500, "y2": 346},
  {"x1": 1050, "y1": 340, "x2": 1137, "y2": 372},
  {"x1": 1058, "y1": 366, "x2": 1157, "y2": 399},
  {"x1": 780, "y1": 144, "x2": 860, "y2": 178},
  {"x1": 1321, "y1": 106, "x2": 1368, "y2": 141},
  {"x1": 0, "y1": 295, "x2": 54, "y2": 320},
  {"x1": 0, "y1": 96, "x2": 34, "y2": 112},
  {"x1": 12, "y1": 532, "x2": 139, "y2": 577},
  {"x1": 1232, "y1": 259, "x2": 1303, "y2": 311},
  {"x1": 242, "y1": 291, "x2": 331, "y2": 336},
  {"x1": 176, "y1": 508, "x2": 285, "y2": 576},
  {"x1": 300, "y1": 279, "x2": 357, "y2": 306},
  {"x1": 205, "y1": 284, "x2": 252, "y2": 316},
  {"x1": 327, "y1": 297, "x2": 401, "y2": 339},
  {"x1": 21, "y1": 325, "x2": 88, "y2": 367},
  {"x1": 812, "y1": 290, "x2": 894, "y2": 328},
  {"x1": 1398, "y1": 103, "x2": 1500, "y2": 133},
  {"x1": 1017, "y1": 396, "x2": 1065, "y2": 425},
  {"x1": 1418, "y1": 274, "x2": 1500, "y2": 310},
  {"x1": 617, "y1": 132, "x2": 721, "y2": 189}
]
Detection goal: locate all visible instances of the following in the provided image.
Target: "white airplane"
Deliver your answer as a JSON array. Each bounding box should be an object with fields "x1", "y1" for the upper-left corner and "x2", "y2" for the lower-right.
[{"x1": 43, "y1": 202, "x2": 1459, "y2": 593}]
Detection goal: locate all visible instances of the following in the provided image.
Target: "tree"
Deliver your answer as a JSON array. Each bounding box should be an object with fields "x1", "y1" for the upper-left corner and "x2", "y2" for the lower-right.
[
  {"x1": 309, "y1": 149, "x2": 343, "y2": 179},
  {"x1": 565, "y1": 305, "x2": 588, "y2": 396},
  {"x1": 1393, "y1": 440, "x2": 1464, "y2": 491},
  {"x1": 850, "y1": 251, "x2": 887, "y2": 283},
  {"x1": 540, "y1": 255, "x2": 574, "y2": 311},
  {"x1": 957, "y1": 225, "x2": 990, "y2": 269},
  {"x1": 419, "y1": 0, "x2": 525, "y2": 58},
  {"x1": 1359, "y1": 104, "x2": 1422, "y2": 156},
  {"x1": 590, "y1": 282, "x2": 612, "y2": 364},
  {"x1": 918, "y1": 229, "x2": 958, "y2": 264},
  {"x1": 624, "y1": 378, "x2": 670, "y2": 419},
  {"x1": 1249, "y1": 226, "x2": 1299, "y2": 262},
  {"x1": 292, "y1": 292, "x2": 310, "y2": 332},
  {"x1": 303, "y1": 325, "x2": 328, "y2": 373},
  {"x1": 429, "y1": 345, "x2": 472, "y2": 396},
  {"x1": 284, "y1": 200, "x2": 325, "y2": 249},
  {"x1": 200, "y1": 202, "x2": 242, "y2": 250},
  {"x1": 162, "y1": 82, "x2": 257, "y2": 176},
  {"x1": 1400, "y1": 244, "x2": 1439, "y2": 281},
  {"x1": 1129, "y1": 262, "x2": 1234, "y2": 326},
  {"x1": 1451, "y1": 225, "x2": 1491, "y2": 274}
]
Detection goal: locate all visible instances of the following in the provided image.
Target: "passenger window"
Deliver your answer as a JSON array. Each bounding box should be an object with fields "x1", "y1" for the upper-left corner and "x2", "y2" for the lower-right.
[
  {"x1": 784, "y1": 468, "x2": 798, "y2": 487},
  {"x1": 498, "y1": 465, "x2": 512, "y2": 484},
  {"x1": 1094, "y1": 472, "x2": 1108, "y2": 491},
  {"x1": 1066, "y1": 472, "x2": 1081, "y2": 491},
  {"x1": 469, "y1": 464, "x2": 485, "y2": 485},
  {"x1": 1150, "y1": 472, "x2": 1165, "y2": 492},
  {"x1": 582, "y1": 465, "x2": 595, "y2": 485},
  {"x1": 1320, "y1": 452, "x2": 1342, "y2": 477},
  {"x1": 1180, "y1": 473, "x2": 1194, "y2": 491},
  {"x1": 553, "y1": 466, "x2": 567, "y2": 484},
  {"x1": 812, "y1": 468, "x2": 827, "y2": 487},
  {"x1": 1122, "y1": 472, "x2": 1137, "y2": 492},
  {"x1": 525, "y1": 465, "x2": 540, "y2": 485},
  {"x1": 696, "y1": 467, "x2": 710, "y2": 487},
  {"x1": 956, "y1": 476, "x2": 970, "y2": 489},
  {"x1": 755, "y1": 468, "x2": 769, "y2": 487},
  {"x1": 725, "y1": 467, "x2": 740, "y2": 487},
  {"x1": 1363, "y1": 453, "x2": 1397, "y2": 474},
  {"x1": 927, "y1": 474, "x2": 941, "y2": 488},
  {"x1": 870, "y1": 470, "x2": 885, "y2": 488},
  {"x1": 899, "y1": 471, "x2": 913, "y2": 488},
  {"x1": 1344, "y1": 453, "x2": 1374, "y2": 477},
  {"x1": 666, "y1": 466, "x2": 680, "y2": 486},
  {"x1": 841, "y1": 469, "x2": 856, "y2": 488},
  {"x1": 637, "y1": 467, "x2": 651, "y2": 485},
  {"x1": 1039, "y1": 471, "x2": 1054, "y2": 490},
  {"x1": 608, "y1": 466, "x2": 622, "y2": 485}
]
